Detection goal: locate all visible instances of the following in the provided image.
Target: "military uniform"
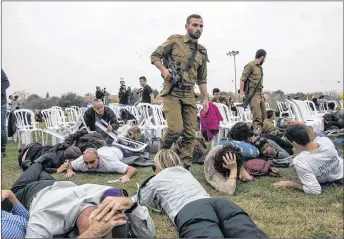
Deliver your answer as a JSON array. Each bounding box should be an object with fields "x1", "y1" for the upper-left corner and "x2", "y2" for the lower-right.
[
  {"x1": 262, "y1": 118, "x2": 276, "y2": 134},
  {"x1": 151, "y1": 34, "x2": 208, "y2": 166},
  {"x1": 240, "y1": 61, "x2": 266, "y2": 129}
]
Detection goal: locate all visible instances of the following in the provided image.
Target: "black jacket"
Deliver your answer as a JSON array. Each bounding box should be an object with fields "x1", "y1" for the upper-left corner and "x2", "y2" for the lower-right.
[
  {"x1": 19, "y1": 130, "x2": 88, "y2": 173},
  {"x1": 83, "y1": 106, "x2": 119, "y2": 131}
]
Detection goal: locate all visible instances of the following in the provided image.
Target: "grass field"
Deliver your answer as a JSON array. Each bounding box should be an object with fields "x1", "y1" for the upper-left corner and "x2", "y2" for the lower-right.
[{"x1": 1, "y1": 138, "x2": 343, "y2": 238}]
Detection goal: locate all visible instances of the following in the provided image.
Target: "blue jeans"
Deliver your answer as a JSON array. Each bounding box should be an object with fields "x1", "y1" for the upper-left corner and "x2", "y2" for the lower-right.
[{"x1": 1, "y1": 104, "x2": 7, "y2": 153}]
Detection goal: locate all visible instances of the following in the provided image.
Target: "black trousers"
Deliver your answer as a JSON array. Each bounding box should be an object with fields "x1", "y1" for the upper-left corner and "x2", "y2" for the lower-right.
[
  {"x1": 175, "y1": 198, "x2": 268, "y2": 238},
  {"x1": 11, "y1": 162, "x2": 56, "y2": 210}
]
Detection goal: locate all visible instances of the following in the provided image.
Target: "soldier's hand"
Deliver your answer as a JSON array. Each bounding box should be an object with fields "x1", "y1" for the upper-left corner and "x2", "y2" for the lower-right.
[
  {"x1": 203, "y1": 100, "x2": 209, "y2": 113},
  {"x1": 239, "y1": 92, "x2": 245, "y2": 100},
  {"x1": 162, "y1": 68, "x2": 171, "y2": 81}
]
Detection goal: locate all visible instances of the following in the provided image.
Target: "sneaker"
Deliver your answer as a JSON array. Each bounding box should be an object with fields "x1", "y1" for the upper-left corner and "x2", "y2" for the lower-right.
[{"x1": 1, "y1": 152, "x2": 6, "y2": 157}]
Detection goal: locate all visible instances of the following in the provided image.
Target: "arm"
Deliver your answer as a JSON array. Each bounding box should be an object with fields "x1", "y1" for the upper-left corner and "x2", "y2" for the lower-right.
[
  {"x1": 137, "y1": 177, "x2": 163, "y2": 211},
  {"x1": 2, "y1": 190, "x2": 29, "y2": 220},
  {"x1": 149, "y1": 93, "x2": 154, "y2": 104},
  {"x1": 125, "y1": 195, "x2": 156, "y2": 238},
  {"x1": 62, "y1": 129, "x2": 88, "y2": 147},
  {"x1": 198, "y1": 83, "x2": 208, "y2": 103},
  {"x1": 204, "y1": 151, "x2": 237, "y2": 195},
  {"x1": 294, "y1": 162, "x2": 321, "y2": 194},
  {"x1": 124, "y1": 166, "x2": 137, "y2": 179},
  {"x1": 273, "y1": 161, "x2": 321, "y2": 194},
  {"x1": 107, "y1": 108, "x2": 120, "y2": 131},
  {"x1": 239, "y1": 64, "x2": 253, "y2": 97},
  {"x1": 151, "y1": 36, "x2": 176, "y2": 79}
]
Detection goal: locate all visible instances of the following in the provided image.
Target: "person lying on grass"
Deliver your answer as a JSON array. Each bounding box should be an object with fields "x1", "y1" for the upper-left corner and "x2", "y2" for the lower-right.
[
  {"x1": 9, "y1": 160, "x2": 154, "y2": 238},
  {"x1": 64, "y1": 146, "x2": 137, "y2": 183},
  {"x1": 204, "y1": 144, "x2": 245, "y2": 195},
  {"x1": 272, "y1": 125, "x2": 343, "y2": 194},
  {"x1": 137, "y1": 149, "x2": 268, "y2": 238}
]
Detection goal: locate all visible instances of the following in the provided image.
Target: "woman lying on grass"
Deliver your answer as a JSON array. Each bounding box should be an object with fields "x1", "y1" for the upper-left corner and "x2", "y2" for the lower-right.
[
  {"x1": 204, "y1": 144, "x2": 246, "y2": 195},
  {"x1": 138, "y1": 149, "x2": 268, "y2": 238}
]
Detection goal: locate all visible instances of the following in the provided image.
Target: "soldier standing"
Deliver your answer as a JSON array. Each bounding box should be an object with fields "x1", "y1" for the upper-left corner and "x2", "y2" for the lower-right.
[
  {"x1": 239, "y1": 49, "x2": 267, "y2": 130},
  {"x1": 150, "y1": 14, "x2": 209, "y2": 168}
]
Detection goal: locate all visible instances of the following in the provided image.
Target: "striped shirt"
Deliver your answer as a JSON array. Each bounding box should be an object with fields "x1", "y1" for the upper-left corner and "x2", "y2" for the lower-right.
[{"x1": 1, "y1": 203, "x2": 29, "y2": 239}]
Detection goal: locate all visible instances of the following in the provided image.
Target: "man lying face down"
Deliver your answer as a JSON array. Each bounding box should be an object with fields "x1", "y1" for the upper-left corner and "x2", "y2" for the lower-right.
[
  {"x1": 18, "y1": 130, "x2": 88, "y2": 173},
  {"x1": 10, "y1": 161, "x2": 154, "y2": 238},
  {"x1": 65, "y1": 146, "x2": 137, "y2": 182}
]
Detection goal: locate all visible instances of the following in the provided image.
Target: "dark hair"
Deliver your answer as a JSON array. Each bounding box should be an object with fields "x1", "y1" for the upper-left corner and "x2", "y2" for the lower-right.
[
  {"x1": 328, "y1": 102, "x2": 335, "y2": 110},
  {"x1": 186, "y1": 14, "x2": 203, "y2": 24},
  {"x1": 255, "y1": 49, "x2": 267, "y2": 59},
  {"x1": 64, "y1": 146, "x2": 82, "y2": 160},
  {"x1": 229, "y1": 122, "x2": 252, "y2": 141},
  {"x1": 213, "y1": 88, "x2": 220, "y2": 94},
  {"x1": 285, "y1": 125, "x2": 310, "y2": 146},
  {"x1": 266, "y1": 110, "x2": 274, "y2": 119},
  {"x1": 214, "y1": 145, "x2": 243, "y2": 177},
  {"x1": 139, "y1": 76, "x2": 147, "y2": 82},
  {"x1": 251, "y1": 136, "x2": 268, "y2": 151}
]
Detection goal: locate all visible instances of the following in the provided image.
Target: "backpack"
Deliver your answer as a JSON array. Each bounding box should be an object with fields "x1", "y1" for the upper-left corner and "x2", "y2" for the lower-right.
[
  {"x1": 244, "y1": 159, "x2": 280, "y2": 177},
  {"x1": 200, "y1": 102, "x2": 223, "y2": 139}
]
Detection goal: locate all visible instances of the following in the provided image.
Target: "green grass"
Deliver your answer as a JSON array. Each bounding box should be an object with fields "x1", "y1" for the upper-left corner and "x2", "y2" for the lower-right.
[{"x1": 2, "y1": 139, "x2": 343, "y2": 238}]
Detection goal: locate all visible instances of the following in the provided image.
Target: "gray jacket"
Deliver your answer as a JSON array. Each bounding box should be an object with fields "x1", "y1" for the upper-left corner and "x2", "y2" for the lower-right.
[{"x1": 138, "y1": 167, "x2": 210, "y2": 224}]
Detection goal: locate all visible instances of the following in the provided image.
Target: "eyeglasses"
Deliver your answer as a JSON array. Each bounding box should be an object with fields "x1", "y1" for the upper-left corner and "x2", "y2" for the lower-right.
[
  {"x1": 151, "y1": 165, "x2": 156, "y2": 172},
  {"x1": 84, "y1": 160, "x2": 96, "y2": 165}
]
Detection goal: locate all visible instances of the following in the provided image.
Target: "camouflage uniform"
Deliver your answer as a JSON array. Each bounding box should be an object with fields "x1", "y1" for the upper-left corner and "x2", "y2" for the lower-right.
[
  {"x1": 151, "y1": 34, "x2": 208, "y2": 166},
  {"x1": 240, "y1": 61, "x2": 266, "y2": 129}
]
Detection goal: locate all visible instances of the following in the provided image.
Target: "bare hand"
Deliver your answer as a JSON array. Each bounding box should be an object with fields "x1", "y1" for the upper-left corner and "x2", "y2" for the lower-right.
[
  {"x1": 106, "y1": 125, "x2": 113, "y2": 132},
  {"x1": 84, "y1": 213, "x2": 127, "y2": 238},
  {"x1": 162, "y1": 68, "x2": 171, "y2": 81},
  {"x1": 1, "y1": 190, "x2": 14, "y2": 202},
  {"x1": 222, "y1": 153, "x2": 237, "y2": 170},
  {"x1": 203, "y1": 100, "x2": 209, "y2": 113},
  {"x1": 90, "y1": 197, "x2": 133, "y2": 222},
  {"x1": 64, "y1": 171, "x2": 76, "y2": 178},
  {"x1": 240, "y1": 92, "x2": 245, "y2": 100},
  {"x1": 272, "y1": 181, "x2": 291, "y2": 188},
  {"x1": 57, "y1": 164, "x2": 68, "y2": 173},
  {"x1": 118, "y1": 175, "x2": 130, "y2": 183}
]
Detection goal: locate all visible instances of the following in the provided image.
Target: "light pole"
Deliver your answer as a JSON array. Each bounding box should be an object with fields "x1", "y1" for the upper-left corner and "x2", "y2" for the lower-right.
[{"x1": 226, "y1": 50, "x2": 239, "y2": 94}]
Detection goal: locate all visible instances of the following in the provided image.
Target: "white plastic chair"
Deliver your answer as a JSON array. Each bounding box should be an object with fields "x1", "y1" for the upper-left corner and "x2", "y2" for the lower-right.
[
  {"x1": 137, "y1": 103, "x2": 159, "y2": 139},
  {"x1": 41, "y1": 109, "x2": 65, "y2": 145},
  {"x1": 292, "y1": 100, "x2": 324, "y2": 131},
  {"x1": 14, "y1": 109, "x2": 44, "y2": 148}
]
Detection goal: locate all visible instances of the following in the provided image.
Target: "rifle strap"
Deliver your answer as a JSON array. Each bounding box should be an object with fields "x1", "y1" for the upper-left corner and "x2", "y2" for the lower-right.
[
  {"x1": 249, "y1": 66, "x2": 263, "y2": 97},
  {"x1": 184, "y1": 45, "x2": 198, "y2": 73}
]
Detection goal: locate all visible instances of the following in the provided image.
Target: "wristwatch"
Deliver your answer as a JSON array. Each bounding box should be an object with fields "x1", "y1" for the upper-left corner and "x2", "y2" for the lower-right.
[{"x1": 125, "y1": 197, "x2": 138, "y2": 213}]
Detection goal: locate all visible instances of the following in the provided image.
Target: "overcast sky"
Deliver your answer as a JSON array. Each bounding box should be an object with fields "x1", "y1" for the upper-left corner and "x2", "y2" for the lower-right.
[{"x1": 2, "y1": 1, "x2": 343, "y2": 97}]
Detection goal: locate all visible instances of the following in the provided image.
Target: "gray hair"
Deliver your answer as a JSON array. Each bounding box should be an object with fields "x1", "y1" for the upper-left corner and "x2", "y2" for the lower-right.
[{"x1": 92, "y1": 98, "x2": 103, "y2": 106}]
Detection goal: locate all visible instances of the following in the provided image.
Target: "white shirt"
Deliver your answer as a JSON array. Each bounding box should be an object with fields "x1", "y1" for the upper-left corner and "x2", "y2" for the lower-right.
[
  {"x1": 293, "y1": 136, "x2": 343, "y2": 194},
  {"x1": 71, "y1": 146, "x2": 128, "y2": 173}
]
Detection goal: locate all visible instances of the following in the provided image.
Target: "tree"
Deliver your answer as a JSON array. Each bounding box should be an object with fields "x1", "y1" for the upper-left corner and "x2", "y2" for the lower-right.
[
  {"x1": 13, "y1": 90, "x2": 30, "y2": 103},
  {"x1": 46, "y1": 92, "x2": 50, "y2": 99},
  {"x1": 59, "y1": 92, "x2": 83, "y2": 107}
]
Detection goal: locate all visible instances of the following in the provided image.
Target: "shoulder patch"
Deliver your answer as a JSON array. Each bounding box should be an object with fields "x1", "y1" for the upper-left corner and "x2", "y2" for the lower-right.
[
  {"x1": 198, "y1": 44, "x2": 207, "y2": 55},
  {"x1": 167, "y1": 34, "x2": 183, "y2": 40}
]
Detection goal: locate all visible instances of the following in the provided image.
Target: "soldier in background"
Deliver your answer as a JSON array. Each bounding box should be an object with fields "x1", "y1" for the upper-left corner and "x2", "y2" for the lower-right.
[{"x1": 239, "y1": 49, "x2": 267, "y2": 130}]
